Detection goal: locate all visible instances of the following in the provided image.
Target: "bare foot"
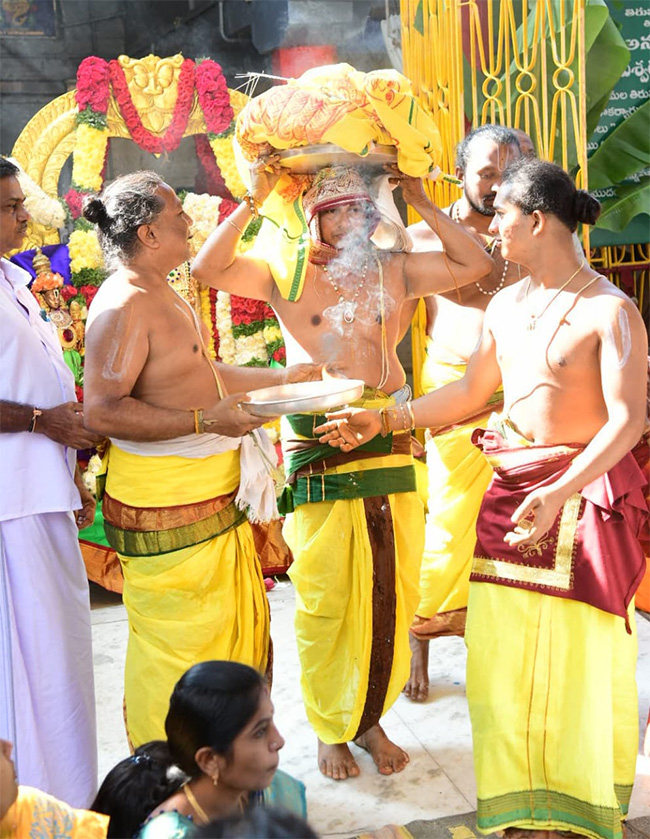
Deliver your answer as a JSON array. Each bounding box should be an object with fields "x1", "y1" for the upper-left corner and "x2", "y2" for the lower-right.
[
  {"x1": 354, "y1": 724, "x2": 409, "y2": 775},
  {"x1": 318, "y1": 739, "x2": 360, "y2": 781},
  {"x1": 403, "y1": 633, "x2": 429, "y2": 702}
]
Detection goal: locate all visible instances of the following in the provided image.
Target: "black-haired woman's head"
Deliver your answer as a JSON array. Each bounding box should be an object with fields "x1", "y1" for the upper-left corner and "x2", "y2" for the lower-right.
[
  {"x1": 165, "y1": 661, "x2": 284, "y2": 792},
  {"x1": 498, "y1": 157, "x2": 600, "y2": 232},
  {"x1": 193, "y1": 806, "x2": 319, "y2": 839},
  {"x1": 91, "y1": 740, "x2": 186, "y2": 838}
]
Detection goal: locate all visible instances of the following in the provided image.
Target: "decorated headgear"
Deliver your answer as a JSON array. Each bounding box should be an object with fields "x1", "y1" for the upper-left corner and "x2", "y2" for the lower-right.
[
  {"x1": 302, "y1": 166, "x2": 381, "y2": 264},
  {"x1": 30, "y1": 247, "x2": 64, "y2": 292}
]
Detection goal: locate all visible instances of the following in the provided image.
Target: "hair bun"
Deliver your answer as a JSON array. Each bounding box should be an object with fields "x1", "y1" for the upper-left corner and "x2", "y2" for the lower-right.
[
  {"x1": 573, "y1": 190, "x2": 601, "y2": 226},
  {"x1": 82, "y1": 196, "x2": 108, "y2": 226}
]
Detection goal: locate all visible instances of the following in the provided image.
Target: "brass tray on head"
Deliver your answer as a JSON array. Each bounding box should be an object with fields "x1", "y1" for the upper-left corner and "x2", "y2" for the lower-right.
[
  {"x1": 241, "y1": 379, "x2": 365, "y2": 417},
  {"x1": 276, "y1": 143, "x2": 397, "y2": 174}
]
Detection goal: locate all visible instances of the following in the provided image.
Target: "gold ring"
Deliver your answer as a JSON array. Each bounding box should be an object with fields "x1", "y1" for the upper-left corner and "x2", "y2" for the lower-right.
[{"x1": 517, "y1": 518, "x2": 533, "y2": 532}]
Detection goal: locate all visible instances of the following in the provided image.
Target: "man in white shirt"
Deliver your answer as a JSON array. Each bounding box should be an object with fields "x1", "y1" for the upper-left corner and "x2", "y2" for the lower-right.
[{"x1": 0, "y1": 157, "x2": 101, "y2": 807}]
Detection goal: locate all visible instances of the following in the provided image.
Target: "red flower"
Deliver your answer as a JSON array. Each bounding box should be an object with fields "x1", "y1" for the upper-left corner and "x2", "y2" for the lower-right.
[
  {"x1": 75, "y1": 385, "x2": 84, "y2": 404},
  {"x1": 109, "y1": 59, "x2": 195, "y2": 154},
  {"x1": 195, "y1": 60, "x2": 234, "y2": 135},
  {"x1": 80, "y1": 284, "x2": 100, "y2": 306},
  {"x1": 64, "y1": 188, "x2": 85, "y2": 220},
  {"x1": 194, "y1": 135, "x2": 231, "y2": 199},
  {"x1": 76, "y1": 57, "x2": 110, "y2": 113},
  {"x1": 60, "y1": 284, "x2": 78, "y2": 302},
  {"x1": 231, "y1": 295, "x2": 266, "y2": 324},
  {"x1": 272, "y1": 346, "x2": 286, "y2": 363},
  {"x1": 218, "y1": 198, "x2": 239, "y2": 222}
]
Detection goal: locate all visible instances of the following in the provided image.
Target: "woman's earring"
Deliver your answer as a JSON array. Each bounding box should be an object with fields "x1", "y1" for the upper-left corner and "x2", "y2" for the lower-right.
[{"x1": 211, "y1": 770, "x2": 219, "y2": 787}]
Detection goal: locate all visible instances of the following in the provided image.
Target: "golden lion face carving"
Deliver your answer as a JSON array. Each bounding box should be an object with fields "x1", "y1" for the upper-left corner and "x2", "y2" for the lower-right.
[{"x1": 117, "y1": 54, "x2": 185, "y2": 134}]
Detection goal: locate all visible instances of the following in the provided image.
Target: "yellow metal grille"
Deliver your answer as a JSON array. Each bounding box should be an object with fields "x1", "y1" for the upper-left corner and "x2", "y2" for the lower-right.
[{"x1": 401, "y1": 0, "x2": 591, "y2": 396}]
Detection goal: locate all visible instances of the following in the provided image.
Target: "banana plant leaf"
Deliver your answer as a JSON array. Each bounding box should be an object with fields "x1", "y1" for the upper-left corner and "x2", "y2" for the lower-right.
[
  {"x1": 583, "y1": 3, "x2": 630, "y2": 139},
  {"x1": 588, "y1": 100, "x2": 650, "y2": 189},
  {"x1": 595, "y1": 178, "x2": 650, "y2": 232}
]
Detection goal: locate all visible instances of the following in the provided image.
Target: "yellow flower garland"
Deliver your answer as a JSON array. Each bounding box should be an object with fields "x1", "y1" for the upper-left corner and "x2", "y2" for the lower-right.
[
  {"x1": 68, "y1": 228, "x2": 103, "y2": 272},
  {"x1": 208, "y1": 135, "x2": 246, "y2": 199},
  {"x1": 72, "y1": 123, "x2": 109, "y2": 193},
  {"x1": 199, "y1": 283, "x2": 216, "y2": 359}
]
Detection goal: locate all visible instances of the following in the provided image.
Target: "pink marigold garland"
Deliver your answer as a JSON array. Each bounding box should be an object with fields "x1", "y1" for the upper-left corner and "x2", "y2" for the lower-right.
[
  {"x1": 75, "y1": 56, "x2": 110, "y2": 122},
  {"x1": 195, "y1": 59, "x2": 234, "y2": 135},
  {"x1": 108, "y1": 58, "x2": 196, "y2": 154},
  {"x1": 194, "y1": 134, "x2": 231, "y2": 198}
]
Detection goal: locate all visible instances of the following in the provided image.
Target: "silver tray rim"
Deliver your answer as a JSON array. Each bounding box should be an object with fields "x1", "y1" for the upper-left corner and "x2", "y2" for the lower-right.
[
  {"x1": 276, "y1": 143, "x2": 397, "y2": 174},
  {"x1": 241, "y1": 378, "x2": 365, "y2": 417}
]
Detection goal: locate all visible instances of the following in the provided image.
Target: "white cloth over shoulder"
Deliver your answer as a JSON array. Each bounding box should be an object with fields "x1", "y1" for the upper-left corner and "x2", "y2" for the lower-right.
[{"x1": 110, "y1": 427, "x2": 280, "y2": 523}]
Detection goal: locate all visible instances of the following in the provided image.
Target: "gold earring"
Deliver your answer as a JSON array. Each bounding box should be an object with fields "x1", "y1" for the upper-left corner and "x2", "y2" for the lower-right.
[{"x1": 211, "y1": 770, "x2": 219, "y2": 787}]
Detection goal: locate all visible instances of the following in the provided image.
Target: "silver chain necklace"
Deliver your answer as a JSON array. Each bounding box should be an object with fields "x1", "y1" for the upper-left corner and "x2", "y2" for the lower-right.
[{"x1": 322, "y1": 257, "x2": 369, "y2": 324}]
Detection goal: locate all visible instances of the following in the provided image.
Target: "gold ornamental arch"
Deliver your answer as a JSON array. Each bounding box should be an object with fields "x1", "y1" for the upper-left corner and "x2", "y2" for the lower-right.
[{"x1": 10, "y1": 53, "x2": 249, "y2": 249}]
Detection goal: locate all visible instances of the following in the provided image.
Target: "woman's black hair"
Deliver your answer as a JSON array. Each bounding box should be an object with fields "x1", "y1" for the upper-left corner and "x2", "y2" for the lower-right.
[
  {"x1": 165, "y1": 661, "x2": 266, "y2": 779},
  {"x1": 81, "y1": 170, "x2": 166, "y2": 269},
  {"x1": 500, "y1": 157, "x2": 601, "y2": 231},
  {"x1": 90, "y1": 740, "x2": 186, "y2": 838},
  {"x1": 193, "y1": 806, "x2": 319, "y2": 839}
]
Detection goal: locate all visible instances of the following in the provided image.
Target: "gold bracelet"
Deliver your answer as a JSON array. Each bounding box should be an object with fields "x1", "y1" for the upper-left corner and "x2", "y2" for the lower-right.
[
  {"x1": 226, "y1": 217, "x2": 244, "y2": 236},
  {"x1": 193, "y1": 408, "x2": 205, "y2": 435},
  {"x1": 28, "y1": 407, "x2": 42, "y2": 433},
  {"x1": 244, "y1": 191, "x2": 261, "y2": 220}
]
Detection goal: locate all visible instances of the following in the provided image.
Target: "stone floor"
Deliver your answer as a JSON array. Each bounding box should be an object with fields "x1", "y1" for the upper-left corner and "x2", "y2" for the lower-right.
[{"x1": 91, "y1": 580, "x2": 650, "y2": 837}]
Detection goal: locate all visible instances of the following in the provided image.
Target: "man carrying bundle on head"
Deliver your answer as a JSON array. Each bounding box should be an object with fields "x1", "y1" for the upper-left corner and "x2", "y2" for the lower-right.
[{"x1": 192, "y1": 160, "x2": 492, "y2": 780}]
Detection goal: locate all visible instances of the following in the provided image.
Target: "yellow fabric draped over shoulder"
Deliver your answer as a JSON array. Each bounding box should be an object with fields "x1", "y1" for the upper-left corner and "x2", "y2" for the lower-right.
[
  {"x1": 104, "y1": 445, "x2": 270, "y2": 748},
  {"x1": 0, "y1": 787, "x2": 109, "y2": 839},
  {"x1": 466, "y1": 584, "x2": 638, "y2": 839},
  {"x1": 413, "y1": 340, "x2": 497, "y2": 638},
  {"x1": 236, "y1": 64, "x2": 442, "y2": 302},
  {"x1": 282, "y1": 390, "x2": 424, "y2": 743}
]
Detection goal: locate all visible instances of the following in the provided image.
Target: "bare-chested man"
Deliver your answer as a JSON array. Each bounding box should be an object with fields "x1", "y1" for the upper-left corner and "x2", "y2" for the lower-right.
[
  {"x1": 83, "y1": 171, "x2": 317, "y2": 748},
  {"x1": 318, "y1": 157, "x2": 648, "y2": 839},
  {"x1": 192, "y1": 162, "x2": 492, "y2": 780},
  {"x1": 401, "y1": 124, "x2": 523, "y2": 701}
]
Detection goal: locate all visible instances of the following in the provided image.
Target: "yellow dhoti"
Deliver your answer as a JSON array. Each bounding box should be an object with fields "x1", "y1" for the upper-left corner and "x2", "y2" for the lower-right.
[
  {"x1": 412, "y1": 340, "x2": 500, "y2": 639},
  {"x1": 281, "y1": 392, "x2": 423, "y2": 744},
  {"x1": 466, "y1": 584, "x2": 638, "y2": 839},
  {"x1": 103, "y1": 444, "x2": 270, "y2": 747}
]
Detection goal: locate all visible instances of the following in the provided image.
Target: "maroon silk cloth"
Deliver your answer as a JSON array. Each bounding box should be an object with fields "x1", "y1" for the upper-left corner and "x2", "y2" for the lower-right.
[{"x1": 469, "y1": 428, "x2": 649, "y2": 628}]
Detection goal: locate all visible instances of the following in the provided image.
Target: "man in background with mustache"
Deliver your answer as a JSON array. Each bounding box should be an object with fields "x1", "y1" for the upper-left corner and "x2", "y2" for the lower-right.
[
  {"x1": 401, "y1": 125, "x2": 524, "y2": 701},
  {"x1": 0, "y1": 156, "x2": 100, "y2": 807}
]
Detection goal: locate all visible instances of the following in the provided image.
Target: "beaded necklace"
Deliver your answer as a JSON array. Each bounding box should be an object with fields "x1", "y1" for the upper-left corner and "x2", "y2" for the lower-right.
[{"x1": 322, "y1": 255, "x2": 369, "y2": 324}]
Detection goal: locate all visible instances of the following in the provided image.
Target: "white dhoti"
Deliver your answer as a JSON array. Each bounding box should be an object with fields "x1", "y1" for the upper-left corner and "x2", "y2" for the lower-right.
[{"x1": 0, "y1": 511, "x2": 97, "y2": 808}]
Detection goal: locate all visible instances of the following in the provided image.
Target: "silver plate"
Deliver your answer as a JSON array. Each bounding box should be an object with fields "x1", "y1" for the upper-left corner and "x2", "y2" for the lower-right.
[
  {"x1": 276, "y1": 143, "x2": 397, "y2": 174},
  {"x1": 241, "y1": 378, "x2": 365, "y2": 417}
]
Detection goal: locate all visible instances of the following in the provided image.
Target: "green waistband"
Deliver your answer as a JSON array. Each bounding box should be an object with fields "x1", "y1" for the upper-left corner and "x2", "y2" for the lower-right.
[
  {"x1": 283, "y1": 412, "x2": 394, "y2": 477},
  {"x1": 104, "y1": 501, "x2": 247, "y2": 557},
  {"x1": 278, "y1": 465, "x2": 416, "y2": 513}
]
